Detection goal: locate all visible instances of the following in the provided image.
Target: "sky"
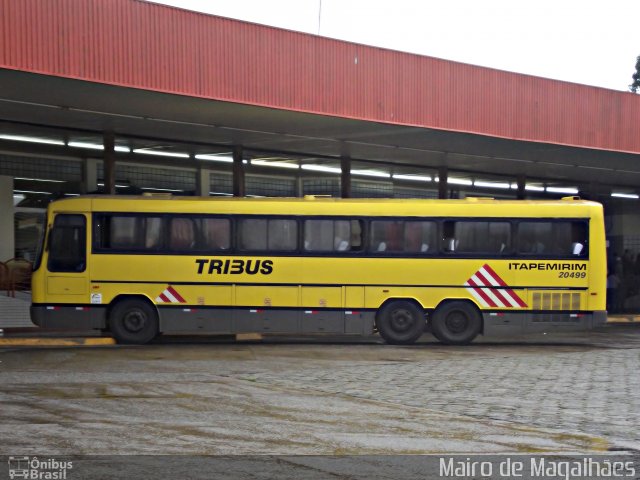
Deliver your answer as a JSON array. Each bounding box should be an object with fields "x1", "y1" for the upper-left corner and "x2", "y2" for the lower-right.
[{"x1": 150, "y1": 0, "x2": 639, "y2": 92}]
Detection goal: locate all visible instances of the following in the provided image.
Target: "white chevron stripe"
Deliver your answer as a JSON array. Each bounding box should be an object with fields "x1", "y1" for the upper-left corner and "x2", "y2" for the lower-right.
[
  {"x1": 163, "y1": 289, "x2": 179, "y2": 303},
  {"x1": 464, "y1": 283, "x2": 490, "y2": 307},
  {"x1": 477, "y1": 266, "x2": 521, "y2": 307},
  {"x1": 470, "y1": 274, "x2": 506, "y2": 307}
]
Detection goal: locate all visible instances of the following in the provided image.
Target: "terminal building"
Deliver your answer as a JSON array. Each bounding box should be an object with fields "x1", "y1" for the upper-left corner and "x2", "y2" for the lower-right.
[{"x1": 0, "y1": 0, "x2": 639, "y2": 325}]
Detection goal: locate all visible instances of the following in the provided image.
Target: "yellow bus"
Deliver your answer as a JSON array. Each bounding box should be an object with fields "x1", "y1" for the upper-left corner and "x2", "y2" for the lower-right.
[{"x1": 31, "y1": 195, "x2": 607, "y2": 345}]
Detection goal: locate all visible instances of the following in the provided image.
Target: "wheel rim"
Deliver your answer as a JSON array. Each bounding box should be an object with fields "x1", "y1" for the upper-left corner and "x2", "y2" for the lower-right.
[
  {"x1": 444, "y1": 310, "x2": 469, "y2": 334},
  {"x1": 122, "y1": 309, "x2": 147, "y2": 333},
  {"x1": 389, "y1": 308, "x2": 415, "y2": 333}
]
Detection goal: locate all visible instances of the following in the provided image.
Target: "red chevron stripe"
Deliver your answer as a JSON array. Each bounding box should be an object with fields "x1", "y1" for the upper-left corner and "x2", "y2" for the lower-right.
[
  {"x1": 475, "y1": 269, "x2": 513, "y2": 307},
  {"x1": 481, "y1": 264, "x2": 507, "y2": 286},
  {"x1": 466, "y1": 277, "x2": 499, "y2": 307},
  {"x1": 481, "y1": 264, "x2": 527, "y2": 307},
  {"x1": 166, "y1": 286, "x2": 186, "y2": 303}
]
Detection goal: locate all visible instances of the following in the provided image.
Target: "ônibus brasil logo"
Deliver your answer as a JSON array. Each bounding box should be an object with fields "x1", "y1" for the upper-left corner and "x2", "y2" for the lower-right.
[
  {"x1": 8, "y1": 456, "x2": 73, "y2": 479},
  {"x1": 464, "y1": 264, "x2": 527, "y2": 308}
]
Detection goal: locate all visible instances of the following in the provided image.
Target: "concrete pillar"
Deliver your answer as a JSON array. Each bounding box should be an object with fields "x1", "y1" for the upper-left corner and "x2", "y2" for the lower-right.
[
  {"x1": 295, "y1": 174, "x2": 303, "y2": 198},
  {"x1": 516, "y1": 175, "x2": 526, "y2": 200},
  {"x1": 0, "y1": 176, "x2": 15, "y2": 261},
  {"x1": 232, "y1": 146, "x2": 245, "y2": 197},
  {"x1": 438, "y1": 167, "x2": 448, "y2": 199},
  {"x1": 103, "y1": 132, "x2": 116, "y2": 195},
  {"x1": 81, "y1": 158, "x2": 98, "y2": 194},
  {"x1": 341, "y1": 156, "x2": 351, "y2": 198},
  {"x1": 196, "y1": 166, "x2": 210, "y2": 197}
]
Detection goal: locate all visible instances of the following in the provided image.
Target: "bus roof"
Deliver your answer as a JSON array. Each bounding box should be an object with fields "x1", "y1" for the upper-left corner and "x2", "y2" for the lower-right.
[{"x1": 47, "y1": 195, "x2": 602, "y2": 218}]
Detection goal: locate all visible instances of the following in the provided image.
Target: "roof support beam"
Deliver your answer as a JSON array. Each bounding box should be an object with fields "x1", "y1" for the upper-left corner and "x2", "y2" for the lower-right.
[
  {"x1": 81, "y1": 158, "x2": 98, "y2": 194},
  {"x1": 103, "y1": 132, "x2": 116, "y2": 195},
  {"x1": 232, "y1": 146, "x2": 245, "y2": 197},
  {"x1": 341, "y1": 156, "x2": 351, "y2": 198},
  {"x1": 438, "y1": 167, "x2": 448, "y2": 199},
  {"x1": 516, "y1": 175, "x2": 526, "y2": 200},
  {"x1": 196, "y1": 166, "x2": 210, "y2": 197}
]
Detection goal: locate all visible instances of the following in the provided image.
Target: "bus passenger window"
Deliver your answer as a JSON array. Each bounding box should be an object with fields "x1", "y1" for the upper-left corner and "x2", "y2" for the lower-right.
[
  {"x1": 570, "y1": 222, "x2": 587, "y2": 256},
  {"x1": 334, "y1": 221, "x2": 351, "y2": 251},
  {"x1": 442, "y1": 222, "x2": 456, "y2": 252},
  {"x1": 268, "y1": 219, "x2": 297, "y2": 251},
  {"x1": 238, "y1": 219, "x2": 267, "y2": 251},
  {"x1": 405, "y1": 221, "x2": 437, "y2": 254},
  {"x1": 305, "y1": 219, "x2": 361, "y2": 252},
  {"x1": 238, "y1": 218, "x2": 297, "y2": 252},
  {"x1": 304, "y1": 220, "x2": 333, "y2": 251},
  {"x1": 443, "y1": 221, "x2": 511, "y2": 254},
  {"x1": 97, "y1": 215, "x2": 161, "y2": 251},
  {"x1": 370, "y1": 220, "x2": 403, "y2": 252},
  {"x1": 110, "y1": 216, "x2": 139, "y2": 248},
  {"x1": 349, "y1": 220, "x2": 363, "y2": 251},
  {"x1": 517, "y1": 221, "x2": 588, "y2": 257},
  {"x1": 145, "y1": 217, "x2": 162, "y2": 249},
  {"x1": 169, "y1": 218, "x2": 195, "y2": 250},
  {"x1": 200, "y1": 218, "x2": 230, "y2": 250}
]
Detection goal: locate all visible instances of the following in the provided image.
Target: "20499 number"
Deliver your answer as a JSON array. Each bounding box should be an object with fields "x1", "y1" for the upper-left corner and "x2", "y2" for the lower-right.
[{"x1": 559, "y1": 271, "x2": 586, "y2": 278}]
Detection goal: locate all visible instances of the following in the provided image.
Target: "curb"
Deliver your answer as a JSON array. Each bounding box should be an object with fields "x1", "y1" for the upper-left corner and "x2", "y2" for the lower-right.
[
  {"x1": 606, "y1": 316, "x2": 640, "y2": 324},
  {"x1": 0, "y1": 337, "x2": 116, "y2": 347}
]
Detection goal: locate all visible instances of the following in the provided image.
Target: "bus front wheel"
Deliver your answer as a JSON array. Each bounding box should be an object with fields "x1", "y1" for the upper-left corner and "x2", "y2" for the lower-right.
[
  {"x1": 376, "y1": 300, "x2": 425, "y2": 345},
  {"x1": 109, "y1": 299, "x2": 158, "y2": 345},
  {"x1": 431, "y1": 301, "x2": 481, "y2": 345}
]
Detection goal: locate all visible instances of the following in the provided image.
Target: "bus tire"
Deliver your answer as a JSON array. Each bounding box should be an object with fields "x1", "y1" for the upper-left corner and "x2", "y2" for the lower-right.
[
  {"x1": 376, "y1": 300, "x2": 425, "y2": 345},
  {"x1": 431, "y1": 301, "x2": 481, "y2": 345},
  {"x1": 109, "y1": 298, "x2": 158, "y2": 345}
]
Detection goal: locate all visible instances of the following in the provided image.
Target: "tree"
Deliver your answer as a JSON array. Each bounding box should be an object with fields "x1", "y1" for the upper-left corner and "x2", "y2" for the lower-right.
[{"x1": 630, "y1": 55, "x2": 640, "y2": 93}]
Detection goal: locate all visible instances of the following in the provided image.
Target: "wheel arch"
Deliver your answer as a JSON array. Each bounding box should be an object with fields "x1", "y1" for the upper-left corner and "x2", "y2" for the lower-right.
[
  {"x1": 376, "y1": 297, "x2": 425, "y2": 316},
  {"x1": 107, "y1": 294, "x2": 159, "y2": 327}
]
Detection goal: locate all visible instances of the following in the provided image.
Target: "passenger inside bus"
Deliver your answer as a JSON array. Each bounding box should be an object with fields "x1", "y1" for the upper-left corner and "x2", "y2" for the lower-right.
[{"x1": 169, "y1": 218, "x2": 195, "y2": 250}]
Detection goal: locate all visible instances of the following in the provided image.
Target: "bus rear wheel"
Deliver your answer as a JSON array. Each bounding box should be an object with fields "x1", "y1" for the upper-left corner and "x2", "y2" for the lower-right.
[
  {"x1": 109, "y1": 299, "x2": 158, "y2": 345},
  {"x1": 431, "y1": 301, "x2": 481, "y2": 345},
  {"x1": 376, "y1": 300, "x2": 425, "y2": 345}
]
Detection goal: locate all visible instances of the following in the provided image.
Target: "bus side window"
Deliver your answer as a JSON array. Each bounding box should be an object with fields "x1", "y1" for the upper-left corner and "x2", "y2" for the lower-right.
[
  {"x1": 405, "y1": 221, "x2": 437, "y2": 253},
  {"x1": 110, "y1": 216, "x2": 139, "y2": 248},
  {"x1": 268, "y1": 219, "x2": 297, "y2": 251},
  {"x1": 334, "y1": 220, "x2": 351, "y2": 251},
  {"x1": 199, "y1": 218, "x2": 230, "y2": 250},
  {"x1": 443, "y1": 220, "x2": 510, "y2": 254},
  {"x1": 517, "y1": 221, "x2": 588, "y2": 257},
  {"x1": 169, "y1": 218, "x2": 195, "y2": 251},
  {"x1": 349, "y1": 220, "x2": 363, "y2": 251},
  {"x1": 304, "y1": 220, "x2": 333, "y2": 251},
  {"x1": 517, "y1": 222, "x2": 551, "y2": 254},
  {"x1": 145, "y1": 217, "x2": 163, "y2": 249},
  {"x1": 370, "y1": 220, "x2": 403, "y2": 253},
  {"x1": 442, "y1": 222, "x2": 456, "y2": 252},
  {"x1": 570, "y1": 222, "x2": 587, "y2": 256},
  {"x1": 238, "y1": 219, "x2": 267, "y2": 251},
  {"x1": 305, "y1": 219, "x2": 361, "y2": 253}
]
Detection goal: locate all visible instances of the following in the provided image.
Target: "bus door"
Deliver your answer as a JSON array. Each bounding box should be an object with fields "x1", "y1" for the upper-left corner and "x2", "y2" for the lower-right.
[{"x1": 45, "y1": 214, "x2": 88, "y2": 299}]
